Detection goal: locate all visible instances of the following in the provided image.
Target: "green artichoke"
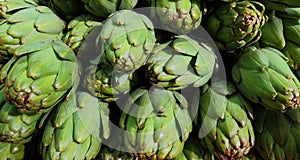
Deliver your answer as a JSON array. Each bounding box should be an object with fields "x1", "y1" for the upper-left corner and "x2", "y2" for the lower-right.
[
  {"x1": 253, "y1": 107, "x2": 300, "y2": 160},
  {"x1": 258, "y1": 0, "x2": 300, "y2": 10},
  {"x1": 196, "y1": 81, "x2": 254, "y2": 160},
  {"x1": 0, "y1": 86, "x2": 41, "y2": 143},
  {"x1": 205, "y1": 1, "x2": 266, "y2": 51},
  {"x1": 151, "y1": 0, "x2": 203, "y2": 33},
  {"x1": 0, "y1": 141, "x2": 25, "y2": 160},
  {"x1": 0, "y1": 0, "x2": 38, "y2": 20},
  {"x1": 82, "y1": 0, "x2": 138, "y2": 18},
  {"x1": 0, "y1": 40, "x2": 79, "y2": 114},
  {"x1": 40, "y1": 92, "x2": 110, "y2": 160},
  {"x1": 97, "y1": 10, "x2": 156, "y2": 73},
  {"x1": 232, "y1": 46, "x2": 300, "y2": 112},
  {"x1": 118, "y1": 87, "x2": 192, "y2": 159},
  {"x1": 258, "y1": 11, "x2": 285, "y2": 49},
  {"x1": 84, "y1": 62, "x2": 141, "y2": 102},
  {"x1": 0, "y1": 6, "x2": 65, "y2": 59},
  {"x1": 48, "y1": 0, "x2": 84, "y2": 19},
  {"x1": 145, "y1": 35, "x2": 216, "y2": 91},
  {"x1": 63, "y1": 14, "x2": 102, "y2": 53}
]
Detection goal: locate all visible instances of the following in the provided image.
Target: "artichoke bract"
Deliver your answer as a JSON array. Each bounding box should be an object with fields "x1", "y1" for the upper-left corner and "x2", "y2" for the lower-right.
[
  {"x1": 145, "y1": 35, "x2": 216, "y2": 91},
  {"x1": 82, "y1": 0, "x2": 138, "y2": 18},
  {"x1": 232, "y1": 46, "x2": 300, "y2": 112},
  {"x1": 0, "y1": 141, "x2": 25, "y2": 160},
  {"x1": 97, "y1": 10, "x2": 156, "y2": 73},
  {"x1": 0, "y1": 40, "x2": 79, "y2": 114},
  {"x1": 253, "y1": 107, "x2": 300, "y2": 160},
  {"x1": 151, "y1": 0, "x2": 203, "y2": 33},
  {"x1": 84, "y1": 62, "x2": 141, "y2": 102},
  {"x1": 48, "y1": 0, "x2": 84, "y2": 19},
  {"x1": 63, "y1": 14, "x2": 102, "y2": 53},
  {"x1": 118, "y1": 87, "x2": 192, "y2": 159},
  {"x1": 0, "y1": 6, "x2": 65, "y2": 59},
  {"x1": 205, "y1": 1, "x2": 266, "y2": 51},
  {"x1": 0, "y1": 87, "x2": 41, "y2": 143},
  {"x1": 196, "y1": 81, "x2": 255, "y2": 160},
  {"x1": 40, "y1": 92, "x2": 110, "y2": 160}
]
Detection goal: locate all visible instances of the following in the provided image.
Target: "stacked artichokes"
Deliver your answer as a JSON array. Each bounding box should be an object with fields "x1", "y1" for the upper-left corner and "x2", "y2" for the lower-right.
[{"x1": 0, "y1": 0, "x2": 300, "y2": 159}]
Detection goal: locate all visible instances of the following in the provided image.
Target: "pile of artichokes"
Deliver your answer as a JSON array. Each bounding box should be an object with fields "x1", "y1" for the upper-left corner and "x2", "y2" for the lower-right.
[{"x1": 0, "y1": 0, "x2": 300, "y2": 159}]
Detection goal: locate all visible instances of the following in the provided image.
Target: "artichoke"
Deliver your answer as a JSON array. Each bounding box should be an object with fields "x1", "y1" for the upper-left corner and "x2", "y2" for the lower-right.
[
  {"x1": 63, "y1": 14, "x2": 102, "y2": 53},
  {"x1": 0, "y1": 141, "x2": 25, "y2": 160},
  {"x1": 48, "y1": 0, "x2": 84, "y2": 19},
  {"x1": 258, "y1": 0, "x2": 300, "y2": 10},
  {"x1": 97, "y1": 10, "x2": 156, "y2": 73},
  {"x1": 82, "y1": 0, "x2": 138, "y2": 18},
  {"x1": 0, "y1": 6, "x2": 65, "y2": 59},
  {"x1": 0, "y1": 40, "x2": 79, "y2": 114},
  {"x1": 84, "y1": 62, "x2": 142, "y2": 102},
  {"x1": 145, "y1": 35, "x2": 216, "y2": 91},
  {"x1": 204, "y1": 1, "x2": 266, "y2": 51},
  {"x1": 117, "y1": 87, "x2": 192, "y2": 159},
  {"x1": 40, "y1": 92, "x2": 110, "y2": 160},
  {"x1": 0, "y1": 86, "x2": 41, "y2": 143},
  {"x1": 151, "y1": 0, "x2": 203, "y2": 33},
  {"x1": 196, "y1": 81, "x2": 254, "y2": 160},
  {"x1": 253, "y1": 107, "x2": 300, "y2": 160},
  {"x1": 0, "y1": 0, "x2": 38, "y2": 20},
  {"x1": 258, "y1": 11, "x2": 285, "y2": 49},
  {"x1": 232, "y1": 46, "x2": 300, "y2": 112}
]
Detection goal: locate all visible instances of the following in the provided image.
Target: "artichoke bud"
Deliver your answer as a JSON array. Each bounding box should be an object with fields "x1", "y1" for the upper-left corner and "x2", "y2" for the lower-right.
[
  {"x1": 258, "y1": 11, "x2": 285, "y2": 49},
  {"x1": 98, "y1": 10, "x2": 156, "y2": 73},
  {"x1": 0, "y1": 40, "x2": 79, "y2": 114},
  {"x1": 197, "y1": 81, "x2": 254, "y2": 160},
  {"x1": 84, "y1": 62, "x2": 142, "y2": 102},
  {"x1": 151, "y1": 0, "x2": 203, "y2": 33},
  {"x1": 63, "y1": 14, "x2": 102, "y2": 53},
  {"x1": 41, "y1": 92, "x2": 110, "y2": 160},
  {"x1": 82, "y1": 0, "x2": 138, "y2": 18},
  {"x1": 146, "y1": 35, "x2": 216, "y2": 91},
  {"x1": 117, "y1": 87, "x2": 192, "y2": 159},
  {"x1": 253, "y1": 107, "x2": 300, "y2": 160},
  {"x1": 0, "y1": 6, "x2": 65, "y2": 59},
  {"x1": 204, "y1": 1, "x2": 266, "y2": 51},
  {"x1": 232, "y1": 46, "x2": 300, "y2": 112},
  {"x1": 0, "y1": 86, "x2": 41, "y2": 143}
]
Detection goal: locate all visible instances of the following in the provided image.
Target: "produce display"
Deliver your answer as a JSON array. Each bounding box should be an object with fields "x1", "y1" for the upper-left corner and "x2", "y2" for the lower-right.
[{"x1": 0, "y1": 0, "x2": 300, "y2": 160}]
